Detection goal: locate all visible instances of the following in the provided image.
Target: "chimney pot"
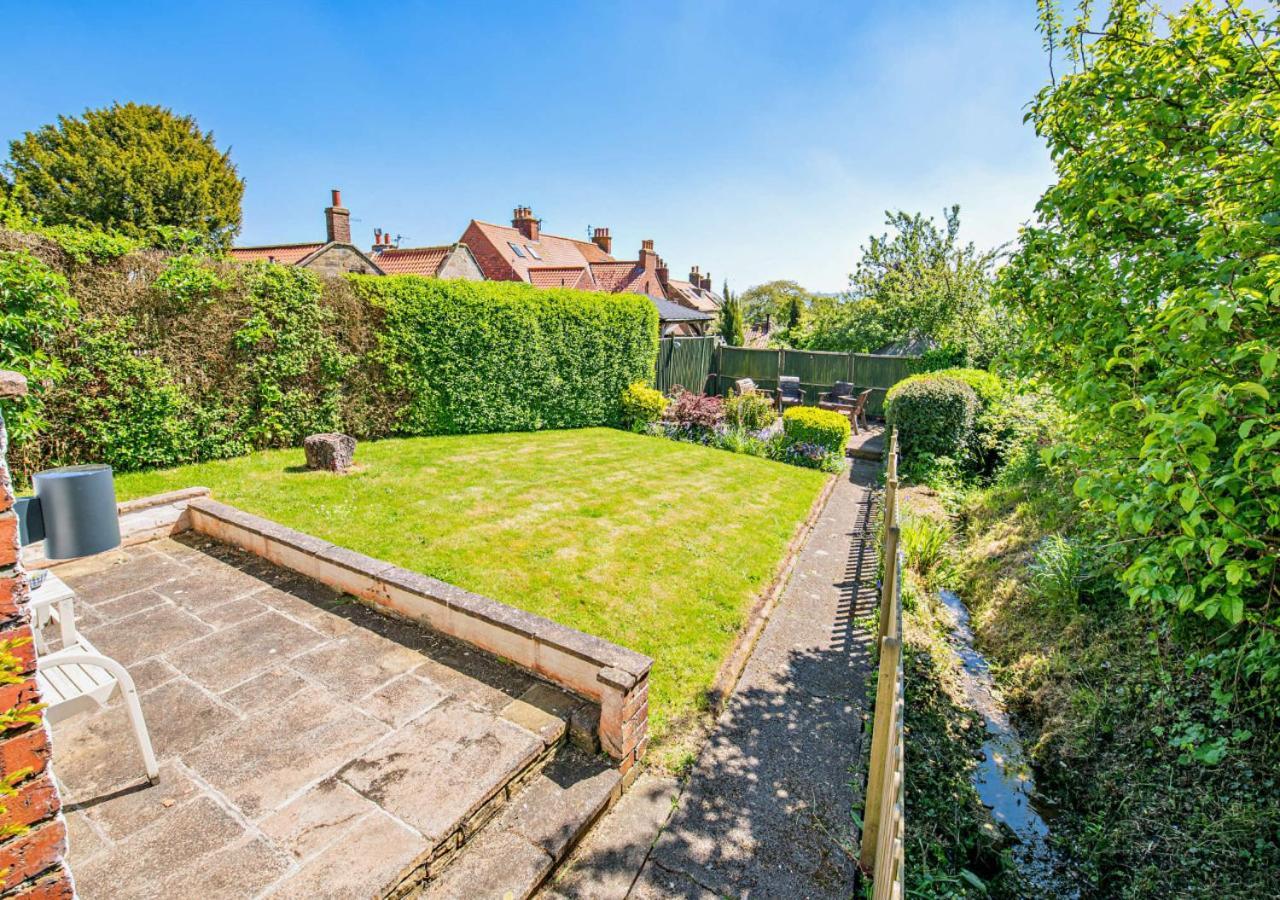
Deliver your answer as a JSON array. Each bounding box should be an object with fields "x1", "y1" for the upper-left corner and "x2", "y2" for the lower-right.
[
  {"x1": 591, "y1": 226, "x2": 612, "y2": 255},
  {"x1": 331, "y1": 189, "x2": 342, "y2": 207},
  {"x1": 513, "y1": 206, "x2": 540, "y2": 241}
]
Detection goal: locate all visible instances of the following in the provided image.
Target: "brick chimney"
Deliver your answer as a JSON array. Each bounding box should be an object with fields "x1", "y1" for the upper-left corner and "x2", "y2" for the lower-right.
[
  {"x1": 325, "y1": 189, "x2": 351, "y2": 244},
  {"x1": 512, "y1": 206, "x2": 540, "y2": 242},
  {"x1": 702, "y1": 271, "x2": 713, "y2": 292},
  {"x1": 591, "y1": 227, "x2": 612, "y2": 255},
  {"x1": 689, "y1": 265, "x2": 701, "y2": 286},
  {"x1": 656, "y1": 256, "x2": 669, "y2": 287},
  {"x1": 639, "y1": 239, "x2": 657, "y2": 272}
]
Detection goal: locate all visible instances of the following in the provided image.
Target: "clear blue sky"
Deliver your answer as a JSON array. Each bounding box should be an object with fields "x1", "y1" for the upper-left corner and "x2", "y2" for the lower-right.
[{"x1": 0, "y1": 1, "x2": 1054, "y2": 293}]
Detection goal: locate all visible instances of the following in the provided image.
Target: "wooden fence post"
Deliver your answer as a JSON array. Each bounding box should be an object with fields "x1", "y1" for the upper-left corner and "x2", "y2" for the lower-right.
[
  {"x1": 860, "y1": 633, "x2": 902, "y2": 872},
  {"x1": 878, "y1": 525, "x2": 899, "y2": 642}
]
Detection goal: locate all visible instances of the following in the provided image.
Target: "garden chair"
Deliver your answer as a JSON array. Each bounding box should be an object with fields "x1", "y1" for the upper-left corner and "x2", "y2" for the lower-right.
[
  {"x1": 29, "y1": 572, "x2": 160, "y2": 784},
  {"x1": 818, "y1": 381, "x2": 857, "y2": 408},
  {"x1": 734, "y1": 378, "x2": 773, "y2": 402},
  {"x1": 777, "y1": 376, "x2": 805, "y2": 411},
  {"x1": 848, "y1": 388, "x2": 873, "y2": 435}
]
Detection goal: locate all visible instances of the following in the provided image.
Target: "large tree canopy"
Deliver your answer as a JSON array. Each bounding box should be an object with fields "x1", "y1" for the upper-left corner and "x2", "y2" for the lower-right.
[
  {"x1": 1002, "y1": 0, "x2": 1280, "y2": 695},
  {"x1": 740, "y1": 280, "x2": 812, "y2": 330},
  {"x1": 794, "y1": 206, "x2": 1002, "y2": 363},
  {"x1": 3, "y1": 102, "x2": 243, "y2": 247}
]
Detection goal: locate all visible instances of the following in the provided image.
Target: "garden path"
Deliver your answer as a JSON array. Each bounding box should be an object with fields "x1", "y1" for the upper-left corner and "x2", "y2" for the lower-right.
[{"x1": 549, "y1": 460, "x2": 880, "y2": 898}]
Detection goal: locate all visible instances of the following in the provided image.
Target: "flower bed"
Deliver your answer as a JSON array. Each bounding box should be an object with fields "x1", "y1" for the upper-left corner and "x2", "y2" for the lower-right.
[{"x1": 624, "y1": 384, "x2": 846, "y2": 472}]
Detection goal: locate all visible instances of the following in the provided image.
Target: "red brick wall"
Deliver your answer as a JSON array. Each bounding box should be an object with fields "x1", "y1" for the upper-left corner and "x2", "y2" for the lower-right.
[{"x1": 0, "y1": 372, "x2": 73, "y2": 898}]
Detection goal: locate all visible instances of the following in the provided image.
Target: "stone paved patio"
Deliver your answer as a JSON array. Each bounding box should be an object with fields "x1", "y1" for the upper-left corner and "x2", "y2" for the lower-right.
[{"x1": 44, "y1": 533, "x2": 593, "y2": 899}]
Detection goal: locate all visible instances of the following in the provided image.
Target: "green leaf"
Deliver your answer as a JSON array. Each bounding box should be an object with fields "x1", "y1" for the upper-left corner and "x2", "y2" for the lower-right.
[{"x1": 1232, "y1": 382, "x2": 1270, "y2": 400}]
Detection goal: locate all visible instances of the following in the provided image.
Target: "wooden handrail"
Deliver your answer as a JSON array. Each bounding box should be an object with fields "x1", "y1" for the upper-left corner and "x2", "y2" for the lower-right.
[{"x1": 861, "y1": 428, "x2": 906, "y2": 896}]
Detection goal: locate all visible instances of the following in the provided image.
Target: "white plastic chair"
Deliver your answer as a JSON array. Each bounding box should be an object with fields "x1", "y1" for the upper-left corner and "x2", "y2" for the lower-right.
[{"x1": 29, "y1": 573, "x2": 159, "y2": 784}]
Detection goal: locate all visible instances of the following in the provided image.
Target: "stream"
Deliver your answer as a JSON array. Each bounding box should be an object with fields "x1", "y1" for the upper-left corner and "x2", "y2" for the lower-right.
[{"x1": 937, "y1": 589, "x2": 1077, "y2": 897}]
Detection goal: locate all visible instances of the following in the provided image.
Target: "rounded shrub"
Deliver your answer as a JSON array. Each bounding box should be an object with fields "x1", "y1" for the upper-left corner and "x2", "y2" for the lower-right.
[
  {"x1": 782, "y1": 405, "x2": 851, "y2": 455},
  {"x1": 620, "y1": 382, "x2": 667, "y2": 431},
  {"x1": 724, "y1": 389, "x2": 775, "y2": 432},
  {"x1": 927, "y1": 368, "x2": 1002, "y2": 410},
  {"x1": 884, "y1": 375, "x2": 979, "y2": 468}
]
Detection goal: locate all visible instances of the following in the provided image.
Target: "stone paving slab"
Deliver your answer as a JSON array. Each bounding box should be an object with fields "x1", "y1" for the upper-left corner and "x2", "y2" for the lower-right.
[
  {"x1": 47, "y1": 534, "x2": 598, "y2": 899},
  {"x1": 545, "y1": 772, "x2": 681, "y2": 900},
  {"x1": 427, "y1": 748, "x2": 621, "y2": 900}
]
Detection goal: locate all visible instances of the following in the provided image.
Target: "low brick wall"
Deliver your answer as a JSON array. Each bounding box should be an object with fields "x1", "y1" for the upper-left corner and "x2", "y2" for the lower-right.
[
  {"x1": 183, "y1": 498, "x2": 653, "y2": 771},
  {"x1": 0, "y1": 372, "x2": 74, "y2": 899}
]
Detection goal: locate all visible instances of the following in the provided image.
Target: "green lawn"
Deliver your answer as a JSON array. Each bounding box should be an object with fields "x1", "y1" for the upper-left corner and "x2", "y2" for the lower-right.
[{"x1": 115, "y1": 427, "x2": 827, "y2": 750}]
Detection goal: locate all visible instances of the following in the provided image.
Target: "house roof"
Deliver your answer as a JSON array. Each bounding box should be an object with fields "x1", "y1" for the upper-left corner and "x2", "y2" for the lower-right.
[
  {"x1": 373, "y1": 245, "x2": 451, "y2": 276},
  {"x1": 229, "y1": 243, "x2": 325, "y2": 265},
  {"x1": 650, "y1": 295, "x2": 714, "y2": 323},
  {"x1": 665, "y1": 278, "x2": 723, "y2": 314},
  {"x1": 465, "y1": 220, "x2": 613, "y2": 283},
  {"x1": 526, "y1": 266, "x2": 593, "y2": 289},
  {"x1": 589, "y1": 261, "x2": 646, "y2": 293}
]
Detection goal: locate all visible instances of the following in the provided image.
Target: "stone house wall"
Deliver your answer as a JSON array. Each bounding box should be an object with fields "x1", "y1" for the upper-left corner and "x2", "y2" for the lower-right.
[{"x1": 302, "y1": 244, "x2": 381, "y2": 277}]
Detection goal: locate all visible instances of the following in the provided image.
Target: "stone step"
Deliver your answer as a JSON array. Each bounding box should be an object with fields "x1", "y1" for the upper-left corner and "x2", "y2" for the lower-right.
[
  {"x1": 847, "y1": 426, "x2": 886, "y2": 461},
  {"x1": 382, "y1": 682, "x2": 598, "y2": 898},
  {"x1": 417, "y1": 747, "x2": 622, "y2": 900}
]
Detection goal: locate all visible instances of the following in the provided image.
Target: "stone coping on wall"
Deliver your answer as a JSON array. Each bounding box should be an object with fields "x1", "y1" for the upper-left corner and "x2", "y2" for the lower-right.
[{"x1": 182, "y1": 497, "x2": 652, "y2": 766}]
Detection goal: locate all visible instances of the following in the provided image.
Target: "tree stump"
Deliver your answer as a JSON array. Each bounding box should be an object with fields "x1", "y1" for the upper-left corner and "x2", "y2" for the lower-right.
[{"x1": 304, "y1": 433, "x2": 356, "y2": 473}]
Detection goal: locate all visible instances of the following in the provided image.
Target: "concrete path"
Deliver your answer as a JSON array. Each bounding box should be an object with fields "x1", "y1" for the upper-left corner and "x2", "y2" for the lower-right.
[{"x1": 550, "y1": 461, "x2": 880, "y2": 899}]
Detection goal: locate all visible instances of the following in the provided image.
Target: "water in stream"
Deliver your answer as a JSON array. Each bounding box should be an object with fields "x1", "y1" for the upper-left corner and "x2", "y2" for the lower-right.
[{"x1": 937, "y1": 589, "x2": 1077, "y2": 897}]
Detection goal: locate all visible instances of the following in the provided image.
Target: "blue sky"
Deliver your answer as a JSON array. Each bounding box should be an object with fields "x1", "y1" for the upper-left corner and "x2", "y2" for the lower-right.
[{"x1": 0, "y1": 1, "x2": 1054, "y2": 292}]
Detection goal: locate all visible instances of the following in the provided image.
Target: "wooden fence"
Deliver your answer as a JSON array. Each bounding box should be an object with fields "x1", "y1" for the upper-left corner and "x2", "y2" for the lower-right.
[
  {"x1": 712, "y1": 348, "x2": 919, "y2": 416},
  {"x1": 861, "y1": 429, "x2": 905, "y2": 898},
  {"x1": 653, "y1": 341, "x2": 919, "y2": 417},
  {"x1": 655, "y1": 335, "x2": 718, "y2": 394}
]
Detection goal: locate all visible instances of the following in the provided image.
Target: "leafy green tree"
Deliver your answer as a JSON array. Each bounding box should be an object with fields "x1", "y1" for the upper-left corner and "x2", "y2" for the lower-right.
[
  {"x1": 3, "y1": 103, "x2": 243, "y2": 247},
  {"x1": 740, "y1": 280, "x2": 811, "y2": 330},
  {"x1": 795, "y1": 207, "x2": 1002, "y2": 362},
  {"x1": 1002, "y1": 0, "x2": 1280, "y2": 697},
  {"x1": 716, "y1": 281, "x2": 745, "y2": 346}
]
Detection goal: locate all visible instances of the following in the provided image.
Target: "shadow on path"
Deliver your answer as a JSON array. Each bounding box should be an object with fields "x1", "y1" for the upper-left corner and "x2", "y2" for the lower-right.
[{"x1": 558, "y1": 461, "x2": 881, "y2": 899}]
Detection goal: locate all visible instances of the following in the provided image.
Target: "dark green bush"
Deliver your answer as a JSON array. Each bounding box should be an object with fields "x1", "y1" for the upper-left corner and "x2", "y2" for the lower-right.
[
  {"x1": 781, "y1": 405, "x2": 851, "y2": 455},
  {"x1": 884, "y1": 375, "x2": 979, "y2": 471}
]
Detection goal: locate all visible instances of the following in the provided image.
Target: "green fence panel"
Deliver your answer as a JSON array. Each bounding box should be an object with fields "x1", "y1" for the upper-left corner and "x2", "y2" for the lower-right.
[
  {"x1": 779, "y1": 350, "x2": 852, "y2": 405},
  {"x1": 716, "y1": 347, "x2": 781, "y2": 396},
  {"x1": 850, "y1": 354, "x2": 921, "y2": 415},
  {"x1": 709, "y1": 347, "x2": 919, "y2": 415},
  {"x1": 656, "y1": 336, "x2": 718, "y2": 394}
]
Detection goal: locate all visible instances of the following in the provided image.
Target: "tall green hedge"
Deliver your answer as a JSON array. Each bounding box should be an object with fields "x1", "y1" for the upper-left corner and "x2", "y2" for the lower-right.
[
  {"x1": 351, "y1": 276, "x2": 656, "y2": 435},
  {"x1": 0, "y1": 228, "x2": 658, "y2": 481}
]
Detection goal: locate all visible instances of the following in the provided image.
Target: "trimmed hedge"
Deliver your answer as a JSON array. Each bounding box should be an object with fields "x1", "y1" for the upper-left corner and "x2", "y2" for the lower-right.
[
  {"x1": 0, "y1": 228, "x2": 658, "y2": 480},
  {"x1": 782, "y1": 405, "x2": 851, "y2": 455},
  {"x1": 884, "y1": 375, "x2": 979, "y2": 467},
  {"x1": 351, "y1": 276, "x2": 656, "y2": 435}
]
